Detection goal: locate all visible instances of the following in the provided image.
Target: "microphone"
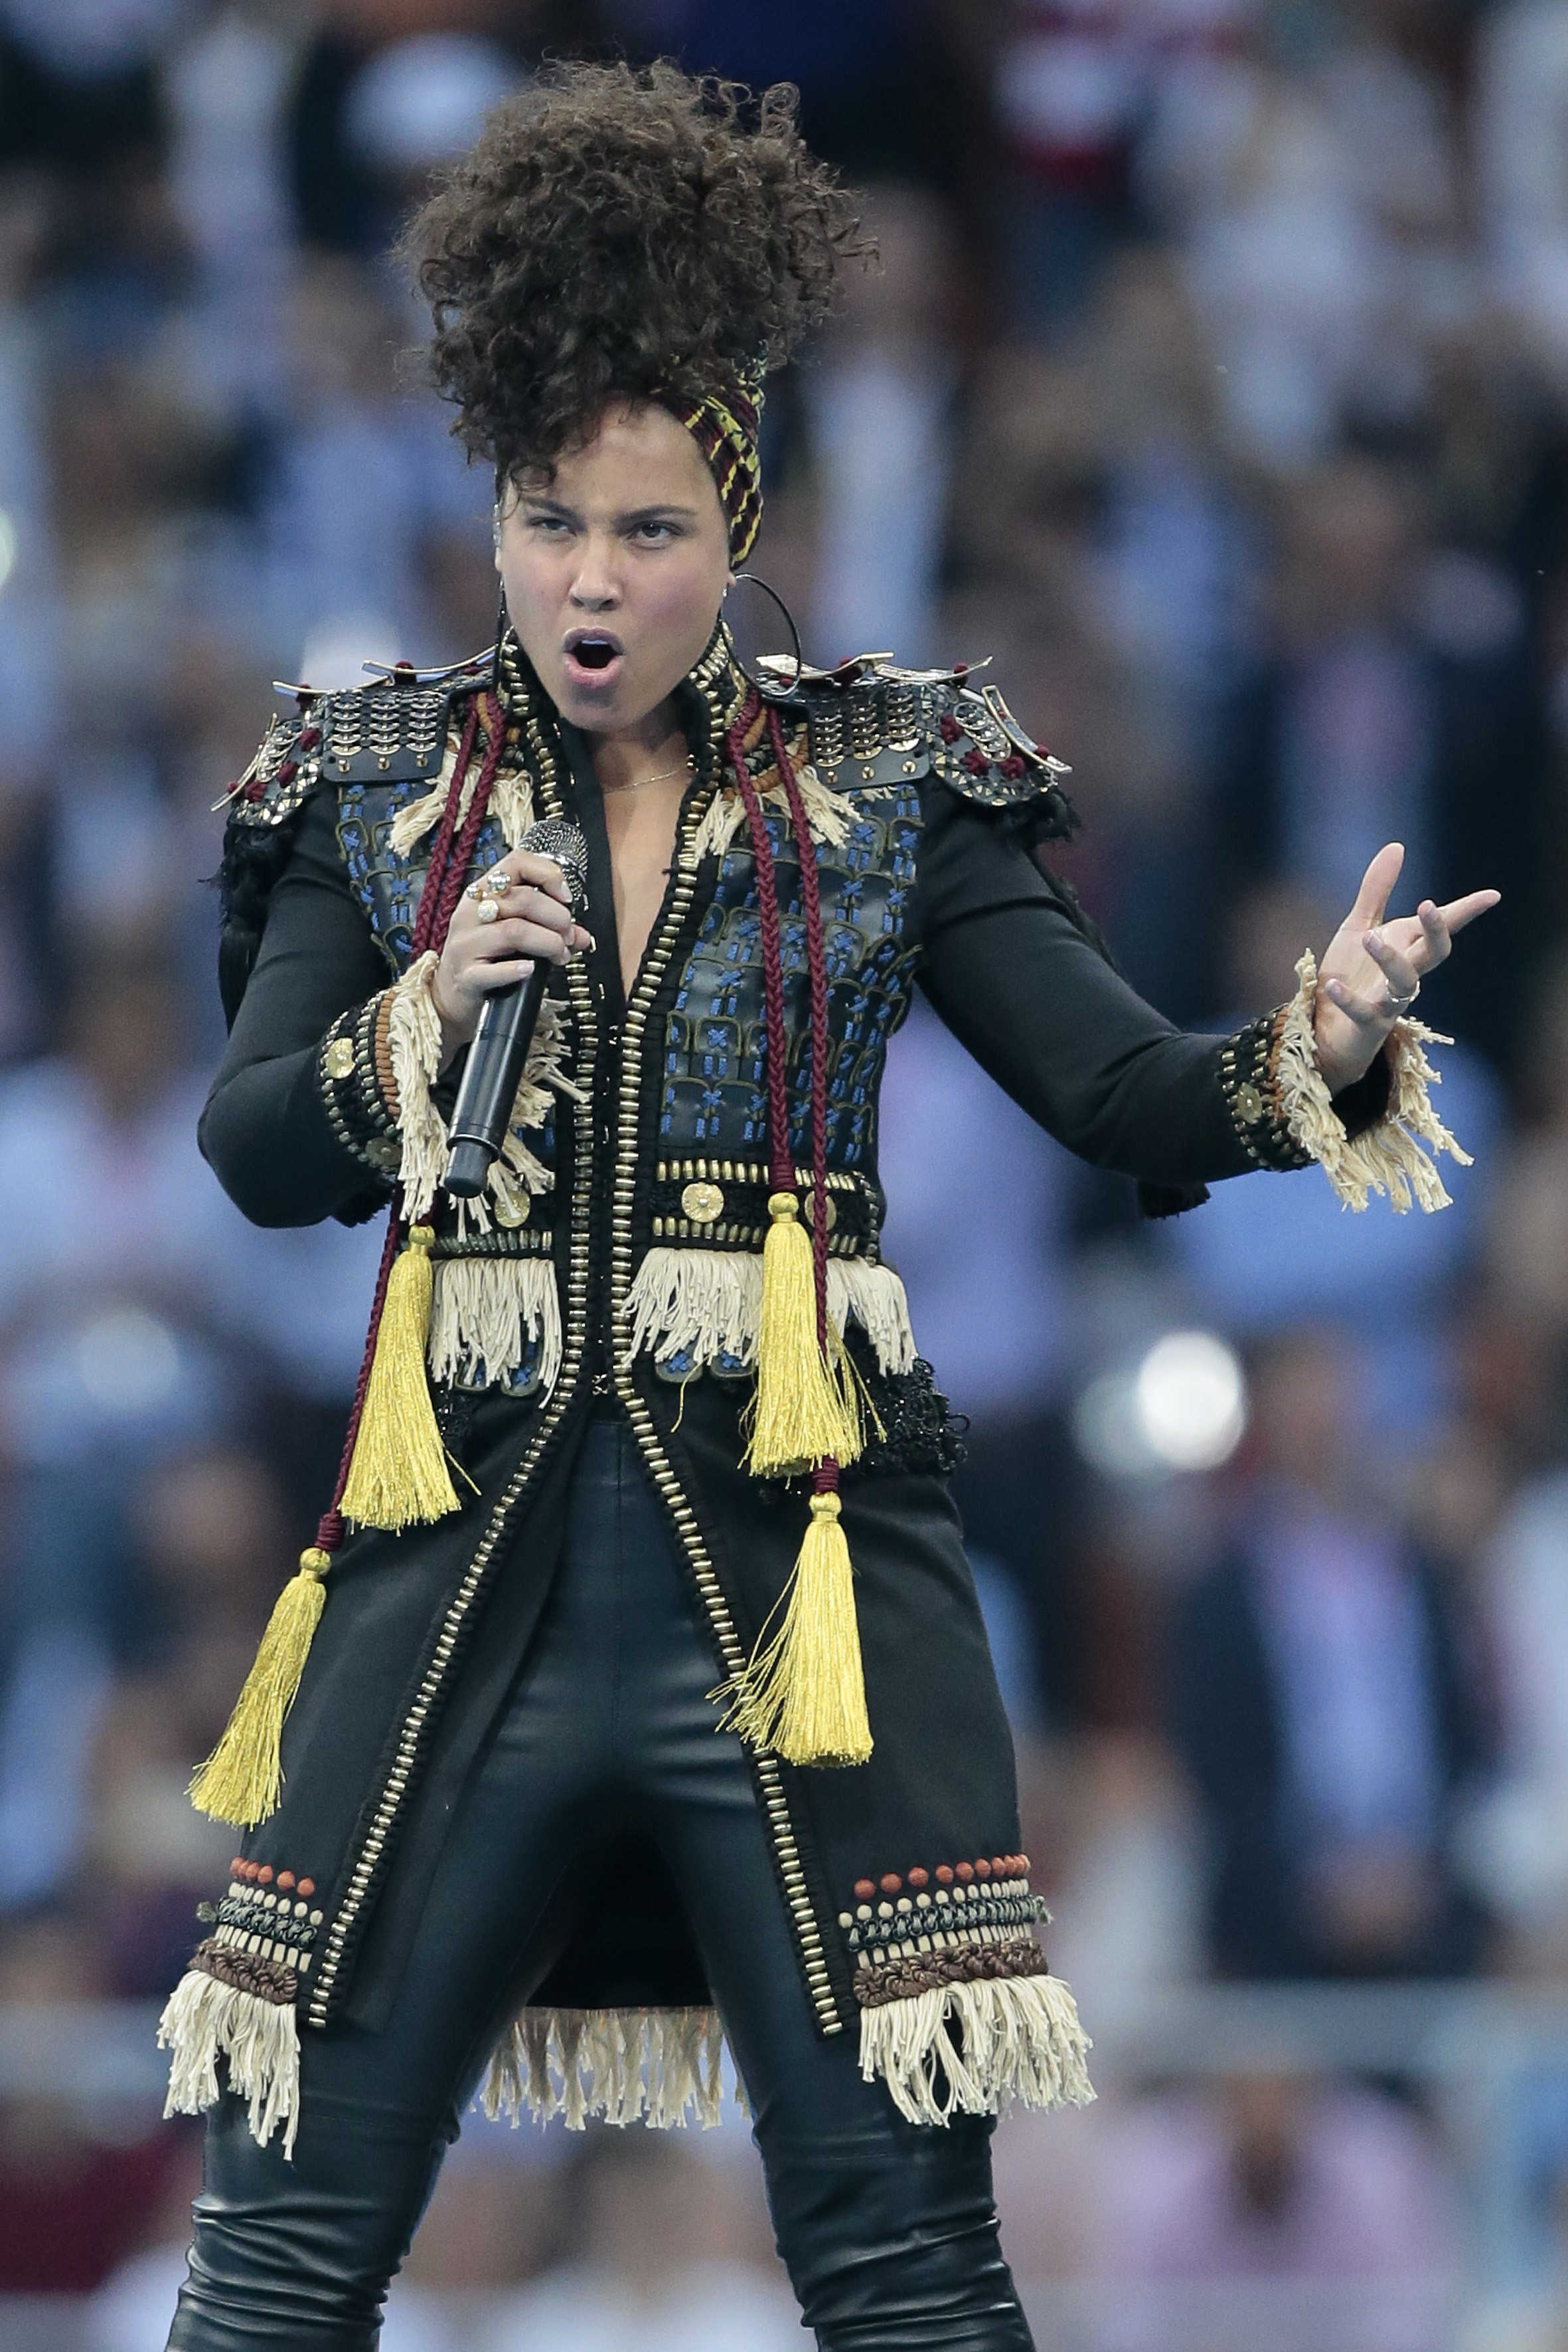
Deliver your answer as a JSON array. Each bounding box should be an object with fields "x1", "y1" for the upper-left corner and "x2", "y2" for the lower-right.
[{"x1": 443, "y1": 817, "x2": 589, "y2": 1200}]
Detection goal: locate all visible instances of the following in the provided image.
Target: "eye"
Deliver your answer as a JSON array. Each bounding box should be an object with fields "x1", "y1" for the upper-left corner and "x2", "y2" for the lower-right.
[
  {"x1": 525, "y1": 513, "x2": 571, "y2": 537},
  {"x1": 631, "y1": 518, "x2": 682, "y2": 544}
]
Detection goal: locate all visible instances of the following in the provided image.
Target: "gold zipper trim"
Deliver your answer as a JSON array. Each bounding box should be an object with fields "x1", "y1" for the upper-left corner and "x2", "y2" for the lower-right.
[
  {"x1": 610, "y1": 769, "x2": 842, "y2": 2038},
  {"x1": 307, "y1": 708, "x2": 597, "y2": 2027}
]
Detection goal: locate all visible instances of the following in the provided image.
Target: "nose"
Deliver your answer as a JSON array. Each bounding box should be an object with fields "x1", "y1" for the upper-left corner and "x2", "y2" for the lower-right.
[{"x1": 568, "y1": 531, "x2": 621, "y2": 611}]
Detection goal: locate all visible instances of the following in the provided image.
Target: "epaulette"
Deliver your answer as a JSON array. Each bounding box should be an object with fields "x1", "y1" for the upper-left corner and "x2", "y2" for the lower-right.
[
  {"x1": 755, "y1": 649, "x2": 1075, "y2": 834},
  {"x1": 216, "y1": 651, "x2": 495, "y2": 830}
]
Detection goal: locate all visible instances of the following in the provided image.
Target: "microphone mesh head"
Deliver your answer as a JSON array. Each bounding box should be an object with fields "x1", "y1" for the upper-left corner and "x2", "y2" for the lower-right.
[{"x1": 518, "y1": 817, "x2": 589, "y2": 915}]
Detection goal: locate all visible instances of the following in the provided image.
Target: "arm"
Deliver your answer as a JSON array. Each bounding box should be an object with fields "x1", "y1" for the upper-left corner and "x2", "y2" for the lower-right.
[
  {"x1": 198, "y1": 784, "x2": 403, "y2": 1227},
  {"x1": 914, "y1": 787, "x2": 1471, "y2": 1204},
  {"x1": 914, "y1": 788, "x2": 1378, "y2": 1190}
]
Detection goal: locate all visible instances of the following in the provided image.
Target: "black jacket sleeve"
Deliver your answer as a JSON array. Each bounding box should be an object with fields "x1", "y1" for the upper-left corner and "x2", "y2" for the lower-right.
[
  {"x1": 198, "y1": 787, "x2": 396, "y2": 1228},
  {"x1": 913, "y1": 786, "x2": 1257, "y2": 1188},
  {"x1": 914, "y1": 784, "x2": 1391, "y2": 1191}
]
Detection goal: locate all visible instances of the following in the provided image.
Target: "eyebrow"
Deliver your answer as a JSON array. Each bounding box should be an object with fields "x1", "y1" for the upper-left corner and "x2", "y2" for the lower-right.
[{"x1": 517, "y1": 495, "x2": 701, "y2": 526}]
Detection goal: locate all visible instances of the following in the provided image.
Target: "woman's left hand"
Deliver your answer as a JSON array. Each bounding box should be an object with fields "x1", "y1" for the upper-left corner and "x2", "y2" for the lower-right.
[{"x1": 1314, "y1": 842, "x2": 1500, "y2": 1093}]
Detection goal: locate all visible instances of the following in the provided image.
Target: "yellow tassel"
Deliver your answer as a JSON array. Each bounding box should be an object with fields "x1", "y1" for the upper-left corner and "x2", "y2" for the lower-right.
[
  {"x1": 188, "y1": 1550, "x2": 331, "y2": 1826},
  {"x1": 744, "y1": 1194, "x2": 862, "y2": 1479},
  {"x1": 720, "y1": 1490, "x2": 872, "y2": 1767},
  {"x1": 340, "y1": 1224, "x2": 459, "y2": 1531}
]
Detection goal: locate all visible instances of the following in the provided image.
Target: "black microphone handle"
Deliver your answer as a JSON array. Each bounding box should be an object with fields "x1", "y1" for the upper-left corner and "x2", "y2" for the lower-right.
[{"x1": 442, "y1": 960, "x2": 549, "y2": 1199}]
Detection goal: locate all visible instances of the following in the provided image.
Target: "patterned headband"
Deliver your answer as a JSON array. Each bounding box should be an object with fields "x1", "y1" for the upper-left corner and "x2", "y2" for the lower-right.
[{"x1": 668, "y1": 362, "x2": 766, "y2": 564}]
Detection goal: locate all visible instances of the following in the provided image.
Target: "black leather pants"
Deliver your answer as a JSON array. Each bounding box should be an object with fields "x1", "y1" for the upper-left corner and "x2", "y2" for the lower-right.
[{"x1": 167, "y1": 1419, "x2": 1034, "y2": 2350}]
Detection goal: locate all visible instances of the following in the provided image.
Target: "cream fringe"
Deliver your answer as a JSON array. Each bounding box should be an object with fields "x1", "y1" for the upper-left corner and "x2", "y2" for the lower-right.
[
  {"x1": 387, "y1": 724, "x2": 535, "y2": 862},
  {"x1": 625, "y1": 1248, "x2": 917, "y2": 1378},
  {"x1": 1277, "y1": 951, "x2": 1472, "y2": 1212},
  {"x1": 858, "y1": 1971, "x2": 1094, "y2": 2127},
  {"x1": 386, "y1": 951, "x2": 449, "y2": 1223},
  {"x1": 158, "y1": 1969, "x2": 302, "y2": 2158},
  {"x1": 479, "y1": 2005, "x2": 728, "y2": 2132},
  {"x1": 692, "y1": 763, "x2": 856, "y2": 864},
  {"x1": 428, "y1": 1253, "x2": 562, "y2": 1393},
  {"x1": 386, "y1": 723, "x2": 475, "y2": 858}
]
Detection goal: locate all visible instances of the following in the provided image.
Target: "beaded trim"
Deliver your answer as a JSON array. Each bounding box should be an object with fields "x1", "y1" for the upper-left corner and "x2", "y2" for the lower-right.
[
  {"x1": 1218, "y1": 1007, "x2": 1314, "y2": 1173},
  {"x1": 318, "y1": 992, "x2": 403, "y2": 1179},
  {"x1": 855, "y1": 1934, "x2": 1050, "y2": 2007},
  {"x1": 837, "y1": 1855, "x2": 1048, "y2": 1984},
  {"x1": 649, "y1": 1161, "x2": 876, "y2": 1256},
  {"x1": 198, "y1": 1856, "x2": 325, "y2": 1978},
  {"x1": 184, "y1": 1932, "x2": 299, "y2": 2005}
]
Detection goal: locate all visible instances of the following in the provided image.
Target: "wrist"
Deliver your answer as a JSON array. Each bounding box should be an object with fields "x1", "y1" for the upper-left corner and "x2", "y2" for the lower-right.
[{"x1": 428, "y1": 971, "x2": 467, "y2": 1073}]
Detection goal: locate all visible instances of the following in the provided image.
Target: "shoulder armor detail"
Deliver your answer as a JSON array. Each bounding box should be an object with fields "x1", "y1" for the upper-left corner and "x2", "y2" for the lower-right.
[
  {"x1": 754, "y1": 650, "x2": 1075, "y2": 833},
  {"x1": 220, "y1": 670, "x2": 469, "y2": 830}
]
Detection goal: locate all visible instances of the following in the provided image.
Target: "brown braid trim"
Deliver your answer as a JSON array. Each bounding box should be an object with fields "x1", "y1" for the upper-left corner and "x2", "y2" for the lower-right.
[
  {"x1": 372, "y1": 990, "x2": 399, "y2": 1118},
  {"x1": 853, "y1": 1934, "x2": 1048, "y2": 2009},
  {"x1": 188, "y1": 1934, "x2": 299, "y2": 2007}
]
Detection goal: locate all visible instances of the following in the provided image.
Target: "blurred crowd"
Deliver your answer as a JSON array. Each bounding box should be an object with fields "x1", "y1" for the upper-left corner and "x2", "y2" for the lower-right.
[{"x1": 2, "y1": 0, "x2": 1568, "y2": 2346}]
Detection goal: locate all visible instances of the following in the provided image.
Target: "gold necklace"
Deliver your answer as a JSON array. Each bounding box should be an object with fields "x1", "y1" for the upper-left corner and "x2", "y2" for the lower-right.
[{"x1": 597, "y1": 752, "x2": 695, "y2": 795}]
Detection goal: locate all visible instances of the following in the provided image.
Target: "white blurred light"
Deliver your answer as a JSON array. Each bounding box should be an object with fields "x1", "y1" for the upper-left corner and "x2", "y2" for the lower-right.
[
  {"x1": 1071, "y1": 1329, "x2": 1247, "y2": 1478},
  {"x1": 0, "y1": 510, "x2": 20, "y2": 593},
  {"x1": 1071, "y1": 1371, "x2": 1156, "y2": 1478},
  {"x1": 74, "y1": 1308, "x2": 181, "y2": 1413},
  {"x1": 1135, "y1": 1330, "x2": 1247, "y2": 1470}
]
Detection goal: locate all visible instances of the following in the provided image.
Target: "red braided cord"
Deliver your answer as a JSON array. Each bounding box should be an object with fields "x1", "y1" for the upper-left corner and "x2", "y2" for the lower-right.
[
  {"x1": 726, "y1": 691, "x2": 796, "y2": 1196},
  {"x1": 314, "y1": 692, "x2": 503, "y2": 1549},
  {"x1": 410, "y1": 698, "x2": 480, "y2": 957},
  {"x1": 429, "y1": 692, "x2": 507, "y2": 948},
  {"x1": 767, "y1": 706, "x2": 832, "y2": 1352}
]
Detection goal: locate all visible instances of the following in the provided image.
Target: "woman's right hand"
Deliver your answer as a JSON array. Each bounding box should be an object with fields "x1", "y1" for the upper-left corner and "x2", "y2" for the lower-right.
[{"x1": 430, "y1": 852, "x2": 593, "y2": 1069}]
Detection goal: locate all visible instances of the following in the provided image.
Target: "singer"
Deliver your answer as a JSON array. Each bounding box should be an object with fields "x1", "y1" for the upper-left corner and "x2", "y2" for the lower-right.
[{"x1": 161, "y1": 60, "x2": 1498, "y2": 2352}]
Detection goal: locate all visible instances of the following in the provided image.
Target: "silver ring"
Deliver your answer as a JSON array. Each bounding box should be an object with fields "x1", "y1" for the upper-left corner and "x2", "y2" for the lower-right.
[
  {"x1": 1383, "y1": 983, "x2": 1419, "y2": 1016},
  {"x1": 475, "y1": 896, "x2": 500, "y2": 926}
]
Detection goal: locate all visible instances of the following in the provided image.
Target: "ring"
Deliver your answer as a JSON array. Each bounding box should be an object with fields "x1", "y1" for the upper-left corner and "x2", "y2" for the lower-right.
[
  {"x1": 475, "y1": 897, "x2": 500, "y2": 926},
  {"x1": 1383, "y1": 982, "x2": 1419, "y2": 1016}
]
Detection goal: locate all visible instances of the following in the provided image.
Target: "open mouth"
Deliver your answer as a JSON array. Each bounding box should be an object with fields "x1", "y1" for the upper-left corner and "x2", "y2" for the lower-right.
[{"x1": 563, "y1": 629, "x2": 624, "y2": 685}]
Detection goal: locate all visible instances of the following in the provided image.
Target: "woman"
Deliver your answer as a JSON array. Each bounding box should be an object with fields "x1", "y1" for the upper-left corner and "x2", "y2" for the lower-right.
[{"x1": 161, "y1": 61, "x2": 1496, "y2": 2351}]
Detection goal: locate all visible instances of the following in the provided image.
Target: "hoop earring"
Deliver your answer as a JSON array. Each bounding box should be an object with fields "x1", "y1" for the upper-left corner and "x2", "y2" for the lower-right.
[
  {"x1": 730, "y1": 570, "x2": 808, "y2": 702},
  {"x1": 491, "y1": 579, "x2": 509, "y2": 690}
]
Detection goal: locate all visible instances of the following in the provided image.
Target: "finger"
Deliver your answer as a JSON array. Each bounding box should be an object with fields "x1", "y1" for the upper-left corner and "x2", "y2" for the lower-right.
[
  {"x1": 1413, "y1": 902, "x2": 1450, "y2": 970},
  {"x1": 505, "y1": 854, "x2": 574, "y2": 901},
  {"x1": 1350, "y1": 842, "x2": 1405, "y2": 926},
  {"x1": 1435, "y1": 888, "x2": 1501, "y2": 937},
  {"x1": 467, "y1": 854, "x2": 573, "y2": 908},
  {"x1": 1363, "y1": 929, "x2": 1421, "y2": 997},
  {"x1": 472, "y1": 957, "x2": 535, "y2": 990},
  {"x1": 468, "y1": 887, "x2": 572, "y2": 938},
  {"x1": 473, "y1": 919, "x2": 575, "y2": 965},
  {"x1": 1322, "y1": 976, "x2": 1383, "y2": 1028},
  {"x1": 512, "y1": 884, "x2": 574, "y2": 934}
]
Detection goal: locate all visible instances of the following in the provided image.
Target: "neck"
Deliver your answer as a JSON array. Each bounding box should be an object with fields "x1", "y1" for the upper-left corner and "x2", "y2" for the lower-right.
[{"x1": 586, "y1": 694, "x2": 688, "y2": 791}]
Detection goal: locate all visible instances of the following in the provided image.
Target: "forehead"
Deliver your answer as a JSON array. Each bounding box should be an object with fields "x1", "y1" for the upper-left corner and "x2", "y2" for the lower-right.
[{"x1": 523, "y1": 402, "x2": 722, "y2": 516}]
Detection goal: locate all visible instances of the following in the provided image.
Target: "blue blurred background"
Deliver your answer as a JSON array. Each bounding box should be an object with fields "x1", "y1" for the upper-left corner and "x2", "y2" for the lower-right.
[{"x1": 3, "y1": 1, "x2": 1568, "y2": 2345}]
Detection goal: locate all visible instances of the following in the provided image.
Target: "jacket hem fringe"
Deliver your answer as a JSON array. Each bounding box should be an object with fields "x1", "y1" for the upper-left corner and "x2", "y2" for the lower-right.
[
  {"x1": 428, "y1": 1253, "x2": 562, "y2": 1392},
  {"x1": 157, "y1": 1964, "x2": 302, "y2": 2159},
  {"x1": 1275, "y1": 951, "x2": 1470, "y2": 1213},
  {"x1": 626, "y1": 1249, "x2": 917, "y2": 1379},
  {"x1": 857, "y1": 1970, "x2": 1095, "y2": 2126},
  {"x1": 479, "y1": 2004, "x2": 730, "y2": 2131}
]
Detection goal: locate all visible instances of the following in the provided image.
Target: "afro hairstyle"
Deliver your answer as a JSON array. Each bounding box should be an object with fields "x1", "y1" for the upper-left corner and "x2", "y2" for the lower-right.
[{"x1": 403, "y1": 59, "x2": 868, "y2": 486}]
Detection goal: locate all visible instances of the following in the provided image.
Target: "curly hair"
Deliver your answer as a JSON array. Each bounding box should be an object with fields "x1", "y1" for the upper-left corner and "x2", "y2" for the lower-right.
[{"x1": 403, "y1": 60, "x2": 866, "y2": 483}]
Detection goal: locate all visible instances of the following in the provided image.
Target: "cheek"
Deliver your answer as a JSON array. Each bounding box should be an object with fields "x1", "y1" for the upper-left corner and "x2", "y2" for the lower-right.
[
  {"x1": 636, "y1": 555, "x2": 727, "y2": 660},
  {"x1": 498, "y1": 543, "x2": 563, "y2": 662}
]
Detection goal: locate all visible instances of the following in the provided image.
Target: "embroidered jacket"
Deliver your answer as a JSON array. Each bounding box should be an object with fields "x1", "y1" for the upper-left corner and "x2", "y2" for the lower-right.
[{"x1": 160, "y1": 627, "x2": 1468, "y2": 2155}]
